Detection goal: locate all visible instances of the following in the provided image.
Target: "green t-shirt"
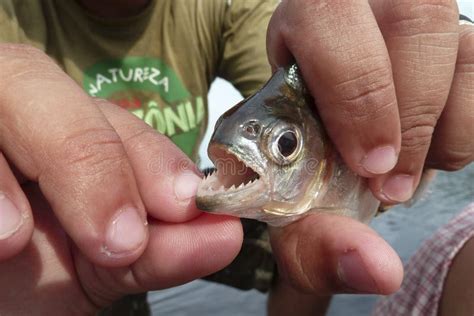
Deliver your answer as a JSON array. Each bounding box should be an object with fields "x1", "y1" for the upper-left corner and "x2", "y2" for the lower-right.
[{"x1": 0, "y1": 0, "x2": 276, "y2": 159}]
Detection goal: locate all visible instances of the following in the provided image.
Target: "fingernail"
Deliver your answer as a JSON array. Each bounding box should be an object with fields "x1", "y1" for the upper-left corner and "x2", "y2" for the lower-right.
[
  {"x1": 381, "y1": 174, "x2": 414, "y2": 202},
  {"x1": 105, "y1": 207, "x2": 146, "y2": 254},
  {"x1": 360, "y1": 146, "x2": 397, "y2": 175},
  {"x1": 174, "y1": 171, "x2": 202, "y2": 201},
  {"x1": 338, "y1": 249, "x2": 379, "y2": 293},
  {"x1": 0, "y1": 193, "x2": 23, "y2": 239}
]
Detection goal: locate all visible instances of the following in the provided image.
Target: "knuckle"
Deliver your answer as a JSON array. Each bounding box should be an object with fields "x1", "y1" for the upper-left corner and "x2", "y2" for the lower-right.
[
  {"x1": 436, "y1": 147, "x2": 473, "y2": 171},
  {"x1": 401, "y1": 125, "x2": 433, "y2": 153},
  {"x1": 442, "y1": 157, "x2": 472, "y2": 171},
  {"x1": 332, "y1": 64, "x2": 396, "y2": 122},
  {"x1": 272, "y1": 217, "x2": 335, "y2": 294},
  {"x1": 121, "y1": 126, "x2": 158, "y2": 153},
  {"x1": 50, "y1": 126, "x2": 128, "y2": 178},
  {"x1": 385, "y1": 0, "x2": 459, "y2": 32},
  {"x1": 0, "y1": 44, "x2": 61, "y2": 90},
  {"x1": 272, "y1": 227, "x2": 315, "y2": 293},
  {"x1": 415, "y1": 0, "x2": 458, "y2": 18},
  {"x1": 278, "y1": 250, "x2": 316, "y2": 293},
  {"x1": 400, "y1": 104, "x2": 440, "y2": 153},
  {"x1": 400, "y1": 112, "x2": 436, "y2": 153}
]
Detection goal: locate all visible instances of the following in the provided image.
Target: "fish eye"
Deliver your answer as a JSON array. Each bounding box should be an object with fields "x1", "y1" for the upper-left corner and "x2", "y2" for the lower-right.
[
  {"x1": 268, "y1": 124, "x2": 302, "y2": 165},
  {"x1": 277, "y1": 131, "x2": 298, "y2": 157}
]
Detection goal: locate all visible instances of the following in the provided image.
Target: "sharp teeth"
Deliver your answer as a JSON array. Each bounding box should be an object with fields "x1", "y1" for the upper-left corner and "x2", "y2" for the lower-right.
[
  {"x1": 230, "y1": 184, "x2": 236, "y2": 190},
  {"x1": 207, "y1": 170, "x2": 214, "y2": 178},
  {"x1": 238, "y1": 183, "x2": 244, "y2": 189}
]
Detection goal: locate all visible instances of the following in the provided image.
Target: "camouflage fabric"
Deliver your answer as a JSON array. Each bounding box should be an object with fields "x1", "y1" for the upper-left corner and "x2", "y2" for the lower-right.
[{"x1": 204, "y1": 219, "x2": 276, "y2": 293}]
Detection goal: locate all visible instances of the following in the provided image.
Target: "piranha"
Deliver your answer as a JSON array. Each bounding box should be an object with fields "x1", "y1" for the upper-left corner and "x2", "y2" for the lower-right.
[{"x1": 196, "y1": 64, "x2": 381, "y2": 227}]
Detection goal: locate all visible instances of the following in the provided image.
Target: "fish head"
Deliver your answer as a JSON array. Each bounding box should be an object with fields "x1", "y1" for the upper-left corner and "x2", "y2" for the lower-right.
[{"x1": 196, "y1": 65, "x2": 331, "y2": 222}]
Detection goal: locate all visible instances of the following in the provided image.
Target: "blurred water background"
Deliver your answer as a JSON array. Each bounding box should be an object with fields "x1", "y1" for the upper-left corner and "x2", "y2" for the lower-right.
[{"x1": 149, "y1": 2, "x2": 473, "y2": 314}]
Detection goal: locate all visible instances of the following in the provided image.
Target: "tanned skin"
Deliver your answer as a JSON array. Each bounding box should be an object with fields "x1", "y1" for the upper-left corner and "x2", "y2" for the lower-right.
[{"x1": 439, "y1": 237, "x2": 474, "y2": 316}]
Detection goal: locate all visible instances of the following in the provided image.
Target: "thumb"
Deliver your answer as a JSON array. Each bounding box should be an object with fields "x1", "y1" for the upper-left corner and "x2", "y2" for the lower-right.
[{"x1": 270, "y1": 213, "x2": 403, "y2": 295}]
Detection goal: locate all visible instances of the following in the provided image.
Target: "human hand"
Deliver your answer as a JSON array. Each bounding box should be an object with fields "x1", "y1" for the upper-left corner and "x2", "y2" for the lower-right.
[
  {"x1": 0, "y1": 44, "x2": 242, "y2": 313},
  {"x1": 266, "y1": 0, "x2": 472, "y2": 294}
]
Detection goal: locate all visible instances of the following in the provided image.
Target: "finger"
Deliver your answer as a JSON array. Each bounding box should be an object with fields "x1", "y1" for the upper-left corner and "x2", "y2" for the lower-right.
[
  {"x1": 266, "y1": 4, "x2": 293, "y2": 72},
  {"x1": 0, "y1": 153, "x2": 33, "y2": 261},
  {"x1": 0, "y1": 184, "x2": 98, "y2": 315},
  {"x1": 130, "y1": 214, "x2": 243, "y2": 290},
  {"x1": 427, "y1": 25, "x2": 474, "y2": 170},
  {"x1": 96, "y1": 100, "x2": 203, "y2": 222},
  {"x1": 268, "y1": 279, "x2": 332, "y2": 316},
  {"x1": 74, "y1": 214, "x2": 243, "y2": 307},
  {"x1": 368, "y1": 0, "x2": 460, "y2": 203},
  {"x1": 267, "y1": 0, "x2": 401, "y2": 178},
  {"x1": 0, "y1": 44, "x2": 147, "y2": 267},
  {"x1": 269, "y1": 213, "x2": 403, "y2": 295}
]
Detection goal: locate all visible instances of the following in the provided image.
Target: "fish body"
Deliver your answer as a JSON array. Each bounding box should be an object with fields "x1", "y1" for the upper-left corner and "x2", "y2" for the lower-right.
[{"x1": 196, "y1": 65, "x2": 380, "y2": 226}]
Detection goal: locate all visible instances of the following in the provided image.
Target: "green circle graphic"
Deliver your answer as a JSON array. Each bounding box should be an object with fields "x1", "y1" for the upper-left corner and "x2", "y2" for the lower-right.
[{"x1": 83, "y1": 57, "x2": 205, "y2": 158}]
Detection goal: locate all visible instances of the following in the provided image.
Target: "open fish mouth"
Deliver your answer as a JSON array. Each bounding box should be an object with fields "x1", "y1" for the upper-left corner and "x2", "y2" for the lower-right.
[{"x1": 197, "y1": 145, "x2": 265, "y2": 199}]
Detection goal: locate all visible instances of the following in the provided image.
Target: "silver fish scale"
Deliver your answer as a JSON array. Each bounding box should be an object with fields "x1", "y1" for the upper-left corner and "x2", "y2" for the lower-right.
[{"x1": 284, "y1": 64, "x2": 305, "y2": 92}]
